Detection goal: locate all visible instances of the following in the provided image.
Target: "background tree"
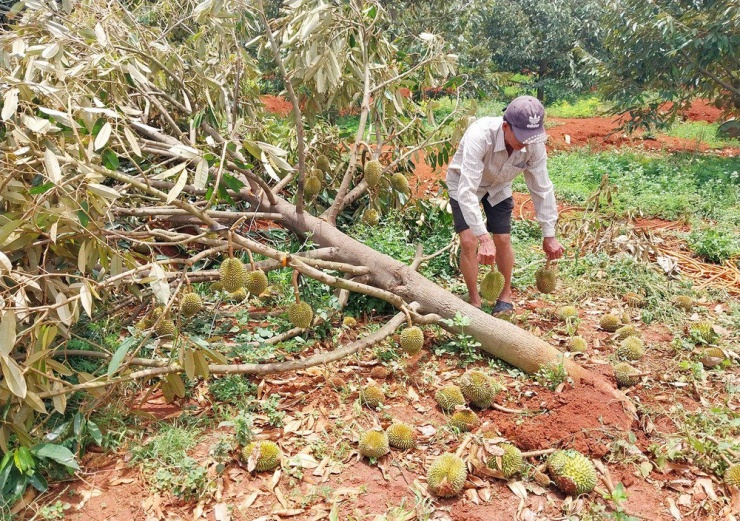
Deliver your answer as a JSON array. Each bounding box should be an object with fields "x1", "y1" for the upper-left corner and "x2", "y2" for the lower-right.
[{"x1": 589, "y1": 0, "x2": 740, "y2": 131}]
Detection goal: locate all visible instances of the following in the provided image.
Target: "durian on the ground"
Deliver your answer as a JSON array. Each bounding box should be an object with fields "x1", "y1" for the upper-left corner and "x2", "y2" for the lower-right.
[
  {"x1": 599, "y1": 313, "x2": 621, "y2": 332},
  {"x1": 459, "y1": 370, "x2": 499, "y2": 408},
  {"x1": 546, "y1": 449, "x2": 597, "y2": 496},
  {"x1": 616, "y1": 336, "x2": 644, "y2": 361},
  {"x1": 435, "y1": 385, "x2": 466, "y2": 412},
  {"x1": 400, "y1": 326, "x2": 424, "y2": 354},
  {"x1": 358, "y1": 429, "x2": 390, "y2": 459},
  {"x1": 449, "y1": 408, "x2": 480, "y2": 431},
  {"x1": 487, "y1": 443, "x2": 523, "y2": 479},
  {"x1": 386, "y1": 422, "x2": 416, "y2": 450},
  {"x1": 359, "y1": 384, "x2": 385, "y2": 408},
  {"x1": 241, "y1": 440, "x2": 281, "y2": 472},
  {"x1": 427, "y1": 453, "x2": 467, "y2": 497}
]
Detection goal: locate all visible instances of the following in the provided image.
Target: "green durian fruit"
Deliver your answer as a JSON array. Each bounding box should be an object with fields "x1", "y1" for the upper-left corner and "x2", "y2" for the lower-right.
[
  {"x1": 359, "y1": 385, "x2": 385, "y2": 408},
  {"x1": 364, "y1": 160, "x2": 383, "y2": 188},
  {"x1": 698, "y1": 347, "x2": 727, "y2": 368},
  {"x1": 616, "y1": 337, "x2": 644, "y2": 361},
  {"x1": 535, "y1": 265, "x2": 557, "y2": 294},
  {"x1": 558, "y1": 306, "x2": 578, "y2": 320},
  {"x1": 435, "y1": 385, "x2": 466, "y2": 412},
  {"x1": 690, "y1": 321, "x2": 719, "y2": 344},
  {"x1": 615, "y1": 324, "x2": 639, "y2": 339},
  {"x1": 241, "y1": 440, "x2": 281, "y2": 472},
  {"x1": 725, "y1": 464, "x2": 740, "y2": 487},
  {"x1": 480, "y1": 269, "x2": 505, "y2": 302},
  {"x1": 180, "y1": 292, "x2": 203, "y2": 318},
  {"x1": 210, "y1": 281, "x2": 224, "y2": 292},
  {"x1": 487, "y1": 443, "x2": 523, "y2": 479},
  {"x1": 363, "y1": 208, "x2": 380, "y2": 226},
  {"x1": 400, "y1": 326, "x2": 424, "y2": 355},
  {"x1": 219, "y1": 258, "x2": 246, "y2": 293},
  {"x1": 568, "y1": 336, "x2": 588, "y2": 352},
  {"x1": 342, "y1": 316, "x2": 357, "y2": 327},
  {"x1": 245, "y1": 269, "x2": 269, "y2": 297},
  {"x1": 288, "y1": 301, "x2": 313, "y2": 329},
  {"x1": 386, "y1": 422, "x2": 415, "y2": 450},
  {"x1": 623, "y1": 292, "x2": 645, "y2": 307},
  {"x1": 154, "y1": 319, "x2": 176, "y2": 338},
  {"x1": 673, "y1": 295, "x2": 694, "y2": 311},
  {"x1": 599, "y1": 314, "x2": 621, "y2": 332},
  {"x1": 614, "y1": 362, "x2": 641, "y2": 387},
  {"x1": 547, "y1": 450, "x2": 597, "y2": 496},
  {"x1": 227, "y1": 288, "x2": 247, "y2": 301},
  {"x1": 304, "y1": 174, "x2": 323, "y2": 198},
  {"x1": 135, "y1": 317, "x2": 152, "y2": 330},
  {"x1": 459, "y1": 370, "x2": 497, "y2": 409},
  {"x1": 427, "y1": 453, "x2": 467, "y2": 497},
  {"x1": 449, "y1": 408, "x2": 480, "y2": 432},
  {"x1": 390, "y1": 172, "x2": 410, "y2": 194},
  {"x1": 316, "y1": 154, "x2": 331, "y2": 174},
  {"x1": 358, "y1": 429, "x2": 390, "y2": 459}
]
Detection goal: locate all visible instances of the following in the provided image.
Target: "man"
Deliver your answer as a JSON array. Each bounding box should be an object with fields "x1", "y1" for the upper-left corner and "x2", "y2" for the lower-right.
[{"x1": 446, "y1": 95, "x2": 565, "y2": 314}]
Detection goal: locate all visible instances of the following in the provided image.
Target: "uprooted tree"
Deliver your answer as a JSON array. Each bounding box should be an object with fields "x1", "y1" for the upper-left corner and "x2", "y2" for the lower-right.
[{"x1": 0, "y1": 0, "x2": 633, "y2": 450}]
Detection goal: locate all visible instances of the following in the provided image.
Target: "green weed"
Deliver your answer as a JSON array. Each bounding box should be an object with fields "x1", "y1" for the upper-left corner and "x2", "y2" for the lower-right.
[
  {"x1": 663, "y1": 121, "x2": 740, "y2": 149},
  {"x1": 435, "y1": 312, "x2": 483, "y2": 367},
  {"x1": 209, "y1": 375, "x2": 258, "y2": 404},
  {"x1": 534, "y1": 357, "x2": 570, "y2": 390},
  {"x1": 546, "y1": 96, "x2": 606, "y2": 118},
  {"x1": 686, "y1": 227, "x2": 740, "y2": 264}
]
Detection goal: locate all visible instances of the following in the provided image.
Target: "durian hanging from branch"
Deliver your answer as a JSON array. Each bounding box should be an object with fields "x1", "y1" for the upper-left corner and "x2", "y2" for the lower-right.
[{"x1": 287, "y1": 269, "x2": 314, "y2": 329}]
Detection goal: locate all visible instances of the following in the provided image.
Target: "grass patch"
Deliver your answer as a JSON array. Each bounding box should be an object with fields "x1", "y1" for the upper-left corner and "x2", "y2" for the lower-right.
[
  {"x1": 661, "y1": 121, "x2": 740, "y2": 149},
  {"x1": 546, "y1": 96, "x2": 606, "y2": 118}
]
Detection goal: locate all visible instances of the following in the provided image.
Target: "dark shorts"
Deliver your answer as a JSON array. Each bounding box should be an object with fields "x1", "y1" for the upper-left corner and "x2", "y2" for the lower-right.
[{"x1": 450, "y1": 195, "x2": 514, "y2": 235}]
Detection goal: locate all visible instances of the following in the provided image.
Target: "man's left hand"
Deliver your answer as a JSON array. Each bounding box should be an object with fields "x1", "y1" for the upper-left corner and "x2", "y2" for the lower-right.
[{"x1": 543, "y1": 237, "x2": 565, "y2": 260}]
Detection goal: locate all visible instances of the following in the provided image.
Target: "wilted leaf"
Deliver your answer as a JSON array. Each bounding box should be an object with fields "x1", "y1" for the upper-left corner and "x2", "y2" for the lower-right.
[
  {"x1": 55, "y1": 292, "x2": 73, "y2": 326},
  {"x1": 87, "y1": 183, "x2": 120, "y2": 200},
  {"x1": 79, "y1": 283, "x2": 93, "y2": 318},
  {"x1": 44, "y1": 149, "x2": 62, "y2": 183},
  {"x1": 0, "y1": 251, "x2": 11, "y2": 273},
  {"x1": 149, "y1": 264, "x2": 171, "y2": 304},
  {"x1": 194, "y1": 158, "x2": 209, "y2": 190},
  {"x1": 94, "y1": 122, "x2": 112, "y2": 150},
  {"x1": 1, "y1": 355, "x2": 27, "y2": 398},
  {"x1": 0, "y1": 310, "x2": 16, "y2": 356},
  {"x1": 166, "y1": 167, "x2": 188, "y2": 203},
  {"x1": 2, "y1": 88, "x2": 19, "y2": 121}
]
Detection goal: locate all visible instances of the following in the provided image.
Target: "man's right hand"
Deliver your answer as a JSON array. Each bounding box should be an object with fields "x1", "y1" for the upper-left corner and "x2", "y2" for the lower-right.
[{"x1": 477, "y1": 234, "x2": 496, "y2": 265}]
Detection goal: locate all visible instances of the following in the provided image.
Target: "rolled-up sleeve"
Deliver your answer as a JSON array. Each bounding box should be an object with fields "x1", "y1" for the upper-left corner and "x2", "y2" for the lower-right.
[
  {"x1": 456, "y1": 126, "x2": 488, "y2": 237},
  {"x1": 523, "y1": 146, "x2": 558, "y2": 237}
]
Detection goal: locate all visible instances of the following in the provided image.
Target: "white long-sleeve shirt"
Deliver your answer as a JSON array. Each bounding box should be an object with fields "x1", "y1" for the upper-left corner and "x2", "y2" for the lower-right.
[{"x1": 445, "y1": 116, "x2": 558, "y2": 237}]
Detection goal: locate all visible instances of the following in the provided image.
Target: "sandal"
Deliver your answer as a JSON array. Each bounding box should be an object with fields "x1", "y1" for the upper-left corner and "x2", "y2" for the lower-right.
[{"x1": 491, "y1": 300, "x2": 514, "y2": 315}]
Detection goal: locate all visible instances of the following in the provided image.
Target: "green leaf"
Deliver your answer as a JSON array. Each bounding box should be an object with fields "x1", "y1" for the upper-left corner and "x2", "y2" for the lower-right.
[
  {"x1": 77, "y1": 201, "x2": 90, "y2": 227},
  {"x1": 101, "y1": 149, "x2": 119, "y2": 170},
  {"x1": 27, "y1": 470, "x2": 48, "y2": 492},
  {"x1": 107, "y1": 336, "x2": 137, "y2": 377},
  {"x1": 73, "y1": 412, "x2": 84, "y2": 437},
  {"x1": 14, "y1": 447, "x2": 35, "y2": 473},
  {"x1": 222, "y1": 173, "x2": 245, "y2": 191},
  {"x1": 29, "y1": 182, "x2": 55, "y2": 195},
  {"x1": 87, "y1": 421, "x2": 103, "y2": 446},
  {"x1": 31, "y1": 443, "x2": 79, "y2": 470}
]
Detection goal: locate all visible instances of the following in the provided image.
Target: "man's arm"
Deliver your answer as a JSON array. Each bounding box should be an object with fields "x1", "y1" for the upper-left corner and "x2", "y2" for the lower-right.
[{"x1": 523, "y1": 146, "x2": 564, "y2": 260}]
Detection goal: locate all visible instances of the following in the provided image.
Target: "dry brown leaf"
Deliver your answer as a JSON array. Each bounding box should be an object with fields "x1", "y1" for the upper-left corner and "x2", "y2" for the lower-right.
[
  {"x1": 274, "y1": 487, "x2": 288, "y2": 509},
  {"x1": 213, "y1": 503, "x2": 230, "y2": 521},
  {"x1": 465, "y1": 488, "x2": 480, "y2": 504},
  {"x1": 272, "y1": 509, "x2": 305, "y2": 517},
  {"x1": 695, "y1": 478, "x2": 717, "y2": 501},
  {"x1": 241, "y1": 491, "x2": 261, "y2": 509},
  {"x1": 75, "y1": 488, "x2": 102, "y2": 511},
  {"x1": 407, "y1": 386, "x2": 419, "y2": 401},
  {"x1": 667, "y1": 497, "x2": 682, "y2": 520},
  {"x1": 508, "y1": 481, "x2": 528, "y2": 500},
  {"x1": 109, "y1": 477, "x2": 135, "y2": 485},
  {"x1": 269, "y1": 469, "x2": 282, "y2": 491},
  {"x1": 677, "y1": 494, "x2": 692, "y2": 506}
]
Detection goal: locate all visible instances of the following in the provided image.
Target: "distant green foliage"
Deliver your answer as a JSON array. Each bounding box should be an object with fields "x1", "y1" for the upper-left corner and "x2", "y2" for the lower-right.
[
  {"x1": 209, "y1": 375, "x2": 257, "y2": 404},
  {"x1": 546, "y1": 96, "x2": 605, "y2": 118},
  {"x1": 687, "y1": 228, "x2": 740, "y2": 264},
  {"x1": 663, "y1": 121, "x2": 740, "y2": 149}
]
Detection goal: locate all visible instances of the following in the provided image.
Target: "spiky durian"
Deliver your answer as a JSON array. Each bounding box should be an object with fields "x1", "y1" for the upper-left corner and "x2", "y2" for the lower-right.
[
  {"x1": 623, "y1": 292, "x2": 645, "y2": 308},
  {"x1": 547, "y1": 450, "x2": 597, "y2": 496},
  {"x1": 435, "y1": 385, "x2": 466, "y2": 412},
  {"x1": 135, "y1": 317, "x2": 152, "y2": 330},
  {"x1": 427, "y1": 453, "x2": 467, "y2": 497},
  {"x1": 359, "y1": 384, "x2": 385, "y2": 408},
  {"x1": 487, "y1": 443, "x2": 523, "y2": 479},
  {"x1": 558, "y1": 306, "x2": 579, "y2": 320},
  {"x1": 180, "y1": 292, "x2": 203, "y2": 318},
  {"x1": 400, "y1": 326, "x2": 424, "y2": 355},
  {"x1": 210, "y1": 281, "x2": 224, "y2": 292},
  {"x1": 599, "y1": 314, "x2": 621, "y2": 332},
  {"x1": 245, "y1": 269, "x2": 268, "y2": 297},
  {"x1": 690, "y1": 321, "x2": 719, "y2": 344},
  {"x1": 327, "y1": 376, "x2": 345, "y2": 390},
  {"x1": 673, "y1": 295, "x2": 694, "y2": 311},
  {"x1": 288, "y1": 301, "x2": 313, "y2": 329},
  {"x1": 227, "y1": 288, "x2": 247, "y2": 302},
  {"x1": 724, "y1": 465, "x2": 740, "y2": 487},
  {"x1": 621, "y1": 312, "x2": 631, "y2": 324},
  {"x1": 614, "y1": 362, "x2": 641, "y2": 387},
  {"x1": 459, "y1": 370, "x2": 496, "y2": 409},
  {"x1": 154, "y1": 319, "x2": 176, "y2": 338},
  {"x1": 304, "y1": 174, "x2": 323, "y2": 199},
  {"x1": 616, "y1": 337, "x2": 644, "y2": 361},
  {"x1": 535, "y1": 265, "x2": 557, "y2": 294},
  {"x1": 316, "y1": 154, "x2": 331, "y2": 174},
  {"x1": 386, "y1": 422, "x2": 416, "y2": 450},
  {"x1": 241, "y1": 440, "x2": 281, "y2": 472},
  {"x1": 546, "y1": 450, "x2": 570, "y2": 474},
  {"x1": 390, "y1": 172, "x2": 410, "y2": 194},
  {"x1": 342, "y1": 316, "x2": 357, "y2": 327},
  {"x1": 698, "y1": 347, "x2": 727, "y2": 368},
  {"x1": 615, "y1": 324, "x2": 638, "y2": 339},
  {"x1": 363, "y1": 208, "x2": 380, "y2": 227},
  {"x1": 219, "y1": 258, "x2": 246, "y2": 293},
  {"x1": 358, "y1": 429, "x2": 390, "y2": 459},
  {"x1": 449, "y1": 408, "x2": 480, "y2": 432},
  {"x1": 480, "y1": 269, "x2": 505, "y2": 302},
  {"x1": 568, "y1": 336, "x2": 588, "y2": 352},
  {"x1": 364, "y1": 160, "x2": 383, "y2": 188}
]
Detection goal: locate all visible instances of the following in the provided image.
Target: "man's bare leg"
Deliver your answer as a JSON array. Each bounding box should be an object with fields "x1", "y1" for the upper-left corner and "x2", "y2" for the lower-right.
[
  {"x1": 459, "y1": 229, "x2": 482, "y2": 308},
  {"x1": 493, "y1": 233, "x2": 514, "y2": 302}
]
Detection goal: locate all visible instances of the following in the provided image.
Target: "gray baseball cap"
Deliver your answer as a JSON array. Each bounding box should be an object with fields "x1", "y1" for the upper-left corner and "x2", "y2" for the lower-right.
[{"x1": 503, "y1": 95, "x2": 547, "y2": 145}]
